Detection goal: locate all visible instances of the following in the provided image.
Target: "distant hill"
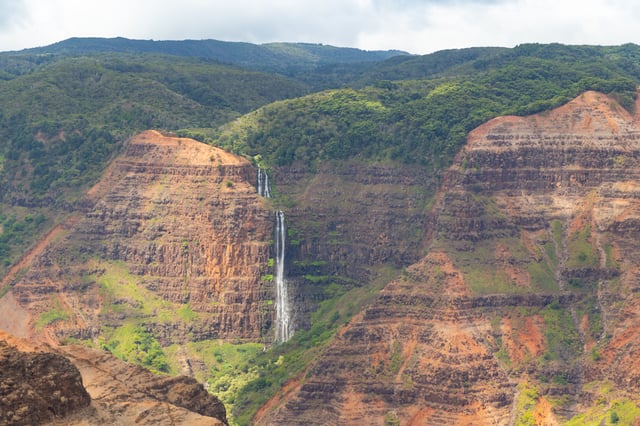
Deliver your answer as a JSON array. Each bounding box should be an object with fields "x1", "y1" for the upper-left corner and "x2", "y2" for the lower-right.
[
  {"x1": 11, "y1": 37, "x2": 407, "y2": 83},
  {"x1": 357, "y1": 46, "x2": 508, "y2": 83}
]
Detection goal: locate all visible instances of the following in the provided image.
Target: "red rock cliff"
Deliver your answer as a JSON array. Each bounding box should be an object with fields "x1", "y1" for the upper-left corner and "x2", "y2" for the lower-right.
[{"x1": 0, "y1": 130, "x2": 274, "y2": 343}]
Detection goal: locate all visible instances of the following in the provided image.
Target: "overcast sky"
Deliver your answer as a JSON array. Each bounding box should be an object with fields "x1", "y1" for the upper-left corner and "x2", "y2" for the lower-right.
[{"x1": 1, "y1": 0, "x2": 639, "y2": 54}]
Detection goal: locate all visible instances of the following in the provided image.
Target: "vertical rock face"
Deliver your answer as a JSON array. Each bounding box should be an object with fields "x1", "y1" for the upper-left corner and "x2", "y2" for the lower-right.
[
  {"x1": 262, "y1": 91, "x2": 640, "y2": 424},
  {"x1": 276, "y1": 162, "x2": 434, "y2": 277},
  {"x1": 2, "y1": 130, "x2": 274, "y2": 343}
]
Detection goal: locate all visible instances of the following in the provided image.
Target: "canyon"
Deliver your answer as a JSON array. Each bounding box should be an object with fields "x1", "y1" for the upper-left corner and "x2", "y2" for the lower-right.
[{"x1": 2, "y1": 91, "x2": 640, "y2": 424}]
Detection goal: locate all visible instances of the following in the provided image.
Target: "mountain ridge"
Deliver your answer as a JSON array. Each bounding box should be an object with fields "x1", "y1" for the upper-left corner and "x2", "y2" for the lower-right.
[{"x1": 8, "y1": 36, "x2": 408, "y2": 77}]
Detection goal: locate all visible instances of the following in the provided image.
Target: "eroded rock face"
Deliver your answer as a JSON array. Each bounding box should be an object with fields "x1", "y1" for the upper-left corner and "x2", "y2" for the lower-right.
[
  {"x1": 0, "y1": 331, "x2": 227, "y2": 425},
  {"x1": 273, "y1": 161, "x2": 435, "y2": 330},
  {"x1": 2, "y1": 130, "x2": 274, "y2": 343},
  {"x1": 0, "y1": 339, "x2": 90, "y2": 425},
  {"x1": 261, "y1": 91, "x2": 640, "y2": 424}
]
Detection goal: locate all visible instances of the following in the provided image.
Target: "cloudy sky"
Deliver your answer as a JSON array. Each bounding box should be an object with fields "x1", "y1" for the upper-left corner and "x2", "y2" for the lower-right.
[{"x1": 0, "y1": 0, "x2": 639, "y2": 54}]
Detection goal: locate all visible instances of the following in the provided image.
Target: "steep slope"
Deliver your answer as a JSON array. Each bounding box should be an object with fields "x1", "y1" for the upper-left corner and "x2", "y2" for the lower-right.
[
  {"x1": 267, "y1": 160, "x2": 435, "y2": 330},
  {"x1": 261, "y1": 91, "x2": 640, "y2": 425},
  {"x1": 0, "y1": 130, "x2": 274, "y2": 347}
]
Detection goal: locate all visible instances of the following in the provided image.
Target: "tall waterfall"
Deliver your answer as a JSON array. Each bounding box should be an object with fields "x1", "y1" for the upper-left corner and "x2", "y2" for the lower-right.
[
  {"x1": 257, "y1": 166, "x2": 272, "y2": 198},
  {"x1": 274, "y1": 210, "x2": 292, "y2": 343}
]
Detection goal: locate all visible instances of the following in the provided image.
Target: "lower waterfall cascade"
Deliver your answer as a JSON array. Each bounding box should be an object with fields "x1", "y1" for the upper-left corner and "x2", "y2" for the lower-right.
[{"x1": 274, "y1": 210, "x2": 292, "y2": 343}]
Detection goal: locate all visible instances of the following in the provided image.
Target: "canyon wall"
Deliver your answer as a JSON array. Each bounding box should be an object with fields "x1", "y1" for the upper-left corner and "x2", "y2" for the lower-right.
[
  {"x1": 4, "y1": 92, "x2": 640, "y2": 424},
  {"x1": 0, "y1": 130, "x2": 274, "y2": 344},
  {"x1": 261, "y1": 91, "x2": 640, "y2": 424},
  {"x1": 271, "y1": 161, "x2": 436, "y2": 329}
]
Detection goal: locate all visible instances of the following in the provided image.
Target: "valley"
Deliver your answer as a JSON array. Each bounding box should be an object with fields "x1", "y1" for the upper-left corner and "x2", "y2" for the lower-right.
[{"x1": 2, "y1": 39, "x2": 640, "y2": 425}]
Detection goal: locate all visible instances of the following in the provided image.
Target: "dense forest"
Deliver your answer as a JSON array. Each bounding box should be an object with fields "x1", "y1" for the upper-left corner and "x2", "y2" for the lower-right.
[{"x1": 212, "y1": 43, "x2": 639, "y2": 170}]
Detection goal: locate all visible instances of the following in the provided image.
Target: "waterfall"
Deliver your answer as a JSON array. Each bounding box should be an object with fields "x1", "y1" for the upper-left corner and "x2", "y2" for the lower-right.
[
  {"x1": 257, "y1": 166, "x2": 272, "y2": 198},
  {"x1": 274, "y1": 210, "x2": 292, "y2": 343}
]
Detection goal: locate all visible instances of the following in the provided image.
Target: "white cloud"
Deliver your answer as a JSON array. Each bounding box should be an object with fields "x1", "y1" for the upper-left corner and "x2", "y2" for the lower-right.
[
  {"x1": 0, "y1": 0, "x2": 639, "y2": 54},
  {"x1": 356, "y1": 0, "x2": 640, "y2": 53},
  {"x1": 0, "y1": 0, "x2": 28, "y2": 30}
]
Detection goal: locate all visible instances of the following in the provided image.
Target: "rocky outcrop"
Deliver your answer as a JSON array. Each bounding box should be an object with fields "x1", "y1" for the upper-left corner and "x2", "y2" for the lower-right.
[
  {"x1": 58, "y1": 343, "x2": 228, "y2": 425},
  {"x1": 1, "y1": 130, "x2": 274, "y2": 343},
  {"x1": 0, "y1": 339, "x2": 90, "y2": 425},
  {"x1": 261, "y1": 91, "x2": 640, "y2": 424},
  {"x1": 0, "y1": 331, "x2": 227, "y2": 425}
]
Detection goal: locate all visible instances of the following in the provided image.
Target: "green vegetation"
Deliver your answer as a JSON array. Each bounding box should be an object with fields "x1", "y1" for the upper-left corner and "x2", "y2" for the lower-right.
[
  {"x1": 566, "y1": 224, "x2": 597, "y2": 269},
  {"x1": 603, "y1": 243, "x2": 618, "y2": 269},
  {"x1": 514, "y1": 383, "x2": 540, "y2": 426},
  {"x1": 102, "y1": 323, "x2": 170, "y2": 374},
  {"x1": 19, "y1": 37, "x2": 403, "y2": 85},
  {"x1": 177, "y1": 303, "x2": 199, "y2": 321},
  {"x1": 164, "y1": 340, "x2": 265, "y2": 424},
  {"x1": 541, "y1": 303, "x2": 582, "y2": 363},
  {"x1": 0, "y1": 209, "x2": 48, "y2": 275},
  {"x1": 92, "y1": 260, "x2": 167, "y2": 317},
  {"x1": 384, "y1": 411, "x2": 401, "y2": 426},
  {"x1": 212, "y1": 44, "x2": 640, "y2": 171},
  {"x1": 0, "y1": 53, "x2": 305, "y2": 191},
  {"x1": 551, "y1": 220, "x2": 564, "y2": 250},
  {"x1": 35, "y1": 300, "x2": 70, "y2": 330},
  {"x1": 566, "y1": 397, "x2": 640, "y2": 425},
  {"x1": 575, "y1": 296, "x2": 604, "y2": 341}
]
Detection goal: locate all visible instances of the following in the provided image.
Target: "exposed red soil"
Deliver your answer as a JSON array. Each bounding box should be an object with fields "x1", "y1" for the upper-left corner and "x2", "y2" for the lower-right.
[
  {"x1": 533, "y1": 397, "x2": 560, "y2": 426},
  {"x1": 253, "y1": 376, "x2": 303, "y2": 424},
  {"x1": 501, "y1": 314, "x2": 546, "y2": 364}
]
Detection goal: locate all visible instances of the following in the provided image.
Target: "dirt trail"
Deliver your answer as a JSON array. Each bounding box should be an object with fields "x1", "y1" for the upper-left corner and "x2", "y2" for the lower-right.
[{"x1": 0, "y1": 215, "x2": 79, "y2": 289}]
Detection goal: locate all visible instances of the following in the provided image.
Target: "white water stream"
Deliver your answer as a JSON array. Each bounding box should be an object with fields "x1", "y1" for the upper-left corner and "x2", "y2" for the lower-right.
[
  {"x1": 257, "y1": 166, "x2": 272, "y2": 198},
  {"x1": 274, "y1": 210, "x2": 292, "y2": 343}
]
